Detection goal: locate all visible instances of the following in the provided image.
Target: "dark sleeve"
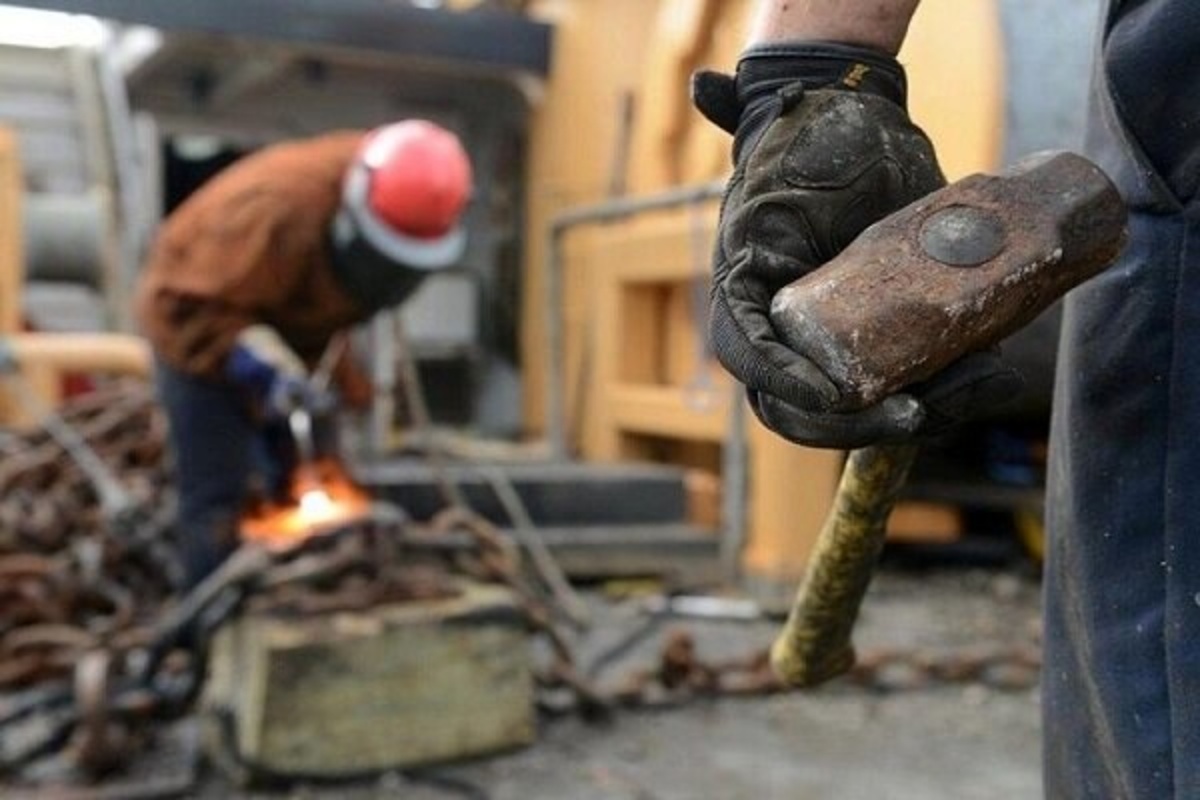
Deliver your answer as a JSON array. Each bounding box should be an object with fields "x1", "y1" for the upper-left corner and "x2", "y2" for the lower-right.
[{"x1": 1103, "y1": 0, "x2": 1200, "y2": 203}]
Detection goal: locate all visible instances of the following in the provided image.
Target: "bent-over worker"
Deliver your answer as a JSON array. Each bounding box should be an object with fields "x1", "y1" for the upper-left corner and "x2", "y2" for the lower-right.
[{"x1": 135, "y1": 121, "x2": 473, "y2": 587}]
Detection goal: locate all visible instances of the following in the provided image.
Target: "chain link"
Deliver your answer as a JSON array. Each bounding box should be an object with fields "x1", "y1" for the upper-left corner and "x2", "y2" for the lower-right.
[{"x1": 0, "y1": 382, "x2": 1042, "y2": 785}]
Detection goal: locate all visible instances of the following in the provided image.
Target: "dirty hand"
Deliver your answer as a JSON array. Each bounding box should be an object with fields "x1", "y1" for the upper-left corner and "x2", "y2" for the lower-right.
[{"x1": 693, "y1": 43, "x2": 1021, "y2": 449}]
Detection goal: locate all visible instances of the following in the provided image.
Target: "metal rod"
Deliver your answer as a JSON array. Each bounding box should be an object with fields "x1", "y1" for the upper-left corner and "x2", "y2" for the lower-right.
[
  {"x1": 0, "y1": 344, "x2": 133, "y2": 519},
  {"x1": 310, "y1": 331, "x2": 348, "y2": 395},
  {"x1": 393, "y1": 317, "x2": 469, "y2": 511},
  {"x1": 287, "y1": 408, "x2": 316, "y2": 467},
  {"x1": 480, "y1": 465, "x2": 590, "y2": 629},
  {"x1": 367, "y1": 313, "x2": 398, "y2": 460},
  {"x1": 719, "y1": 398, "x2": 749, "y2": 585}
]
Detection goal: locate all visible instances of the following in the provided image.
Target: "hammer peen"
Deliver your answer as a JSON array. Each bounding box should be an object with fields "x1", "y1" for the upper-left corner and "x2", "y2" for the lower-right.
[{"x1": 767, "y1": 151, "x2": 1128, "y2": 688}]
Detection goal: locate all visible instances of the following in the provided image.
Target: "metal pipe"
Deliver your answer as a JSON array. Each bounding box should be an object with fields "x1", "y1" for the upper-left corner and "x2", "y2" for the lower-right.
[
  {"x1": 22, "y1": 192, "x2": 107, "y2": 288},
  {"x1": 543, "y1": 180, "x2": 726, "y2": 459},
  {"x1": 719, "y1": 397, "x2": 748, "y2": 585},
  {"x1": 367, "y1": 313, "x2": 397, "y2": 460},
  {"x1": 1, "y1": 333, "x2": 151, "y2": 377},
  {"x1": 287, "y1": 408, "x2": 316, "y2": 466},
  {"x1": 0, "y1": 338, "x2": 135, "y2": 520},
  {"x1": 4, "y1": 0, "x2": 555, "y2": 76}
]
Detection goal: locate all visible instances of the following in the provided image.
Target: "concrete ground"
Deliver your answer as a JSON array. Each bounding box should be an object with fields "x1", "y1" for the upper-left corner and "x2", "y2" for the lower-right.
[{"x1": 191, "y1": 565, "x2": 1044, "y2": 800}]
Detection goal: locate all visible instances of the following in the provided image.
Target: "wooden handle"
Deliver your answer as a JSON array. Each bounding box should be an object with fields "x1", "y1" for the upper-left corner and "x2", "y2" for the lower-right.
[{"x1": 769, "y1": 443, "x2": 919, "y2": 687}]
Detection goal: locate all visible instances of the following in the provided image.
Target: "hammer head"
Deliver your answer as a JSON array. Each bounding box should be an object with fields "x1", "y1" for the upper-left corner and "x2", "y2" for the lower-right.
[{"x1": 770, "y1": 151, "x2": 1128, "y2": 409}]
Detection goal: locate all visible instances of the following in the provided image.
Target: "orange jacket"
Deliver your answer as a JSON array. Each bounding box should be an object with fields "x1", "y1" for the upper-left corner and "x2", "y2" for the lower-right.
[{"x1": 135, "y1": 131, "x2": 372, "y2": 403}]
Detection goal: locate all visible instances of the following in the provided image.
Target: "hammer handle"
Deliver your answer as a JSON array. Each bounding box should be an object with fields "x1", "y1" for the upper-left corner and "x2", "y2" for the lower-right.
[{"x1": 769, "y1": 443, "x2": 918, "y2": 687}]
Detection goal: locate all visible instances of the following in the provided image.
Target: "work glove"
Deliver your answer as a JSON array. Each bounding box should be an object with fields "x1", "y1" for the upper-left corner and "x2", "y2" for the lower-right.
[
  {"x1": 225, "y1": 325, "x2": 330, "y2": 420},
  {"x1": 693, "y1": 43, "x2": 1021, "y2": 449}
]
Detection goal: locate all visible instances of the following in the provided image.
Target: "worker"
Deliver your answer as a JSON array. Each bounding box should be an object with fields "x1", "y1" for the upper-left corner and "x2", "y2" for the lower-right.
[
  {"x1": 135, "y1": 121, "x2": 473, "y2": 588},
  {"x1": 694, "y1": 0, "x2": 1197, "y2": 796}
]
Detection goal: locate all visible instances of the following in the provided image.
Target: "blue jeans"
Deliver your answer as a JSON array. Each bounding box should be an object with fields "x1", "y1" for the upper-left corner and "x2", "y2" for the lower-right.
[
  {"x1": 156, "y1": 360, "x2": 287, "y2": 587},
  {"x1": 1043, "y1": 2, "x2": 1200, "y2": 795}
]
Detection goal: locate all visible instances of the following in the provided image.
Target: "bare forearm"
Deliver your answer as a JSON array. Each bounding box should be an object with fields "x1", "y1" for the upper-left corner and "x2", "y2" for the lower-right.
[{"x1": 748, "y1": 0, "x2": 921, "y2": 54}]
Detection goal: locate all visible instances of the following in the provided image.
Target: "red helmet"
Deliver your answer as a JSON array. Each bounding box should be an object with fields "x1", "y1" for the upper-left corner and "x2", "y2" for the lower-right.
[
  {"x1": 339, "y1": 120, "x2": 473, "y2": 271},
  {"x1": 360, "y1": 120, "x2": 472, "y2": 237}
]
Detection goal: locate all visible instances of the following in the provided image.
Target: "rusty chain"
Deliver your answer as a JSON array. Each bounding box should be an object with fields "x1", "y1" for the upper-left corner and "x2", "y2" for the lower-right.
[
  {"x1": 604, "y1": 630, "x2": 1041, "y2": 708},
  {"x1": 0, "y1": 381, "x2": 1043, "y2": 788}
]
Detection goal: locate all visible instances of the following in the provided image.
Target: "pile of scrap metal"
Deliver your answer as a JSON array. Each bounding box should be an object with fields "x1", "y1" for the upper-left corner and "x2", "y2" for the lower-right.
[
  {"x1": 0, "y1": 381, "x2": 176, "y2": 690},
  {"x1": 0, "y1": 380, "x2": 783, "y2": 790},
  {"x1": 0, "y1": 381, "x2": 1042, "y2": 793},
  {"x1": 0, "y1": 381, "x2": 181, "y2": 778},
  {"x1": 0, "y1": 379, "x2": 611, "y2": 789},
  {"x1": 0, "y1": 381, "x2": 170, "y2": 551},
  {"x1": 0, "y1": 381, "x2": 544, "y2": 785}
]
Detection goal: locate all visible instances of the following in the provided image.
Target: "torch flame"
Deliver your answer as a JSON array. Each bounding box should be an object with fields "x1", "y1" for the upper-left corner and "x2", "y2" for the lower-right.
[
  {"x1": 298, "y1": 488, "x2": 337, "y2": 521},
  {"x1": 239, "y1": 458, "x2": 372, "y2": 551}
]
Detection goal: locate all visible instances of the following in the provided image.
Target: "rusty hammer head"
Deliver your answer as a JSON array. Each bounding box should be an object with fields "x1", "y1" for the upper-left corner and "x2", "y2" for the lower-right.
[{"x1": 770, "y1": 151, "x2": 1128, "y2": 410}]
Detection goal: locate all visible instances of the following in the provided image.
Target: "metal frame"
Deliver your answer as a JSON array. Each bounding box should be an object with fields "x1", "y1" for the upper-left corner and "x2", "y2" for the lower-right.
[
  {"x1": 543, "y1": 181, "x2": 726, "y2": 459},
  {"x1": 5, "y1": 0, "x2": 553, "y2": 76},
  {"x1": 542, "y1": 180, "x2": 747, "y2": 582}
]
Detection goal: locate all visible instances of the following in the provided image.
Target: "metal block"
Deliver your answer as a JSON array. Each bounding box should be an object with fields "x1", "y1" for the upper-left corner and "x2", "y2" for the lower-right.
[{"x1": 202, "y1": 581, "x2": 535, "y2": 780}]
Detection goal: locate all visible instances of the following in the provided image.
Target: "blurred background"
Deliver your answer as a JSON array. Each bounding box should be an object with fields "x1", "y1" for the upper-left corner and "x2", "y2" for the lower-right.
[
  {"x1": 0, "y1": 1, "x2": 1106, "y2": 797},
  {"x1": 0, "y1": 0, "x2": 1103, "y2": 590}
]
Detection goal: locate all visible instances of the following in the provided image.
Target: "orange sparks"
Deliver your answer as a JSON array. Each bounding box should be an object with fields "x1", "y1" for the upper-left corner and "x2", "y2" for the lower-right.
[{"x1": 239, "y1": 458, "x2": 372, "y2": 551}]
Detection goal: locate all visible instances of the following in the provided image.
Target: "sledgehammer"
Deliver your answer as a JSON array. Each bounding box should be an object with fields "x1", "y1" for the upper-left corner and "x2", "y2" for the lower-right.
[{"x1": 766, "y1": 151, "x2": 1127, "y2": 687}]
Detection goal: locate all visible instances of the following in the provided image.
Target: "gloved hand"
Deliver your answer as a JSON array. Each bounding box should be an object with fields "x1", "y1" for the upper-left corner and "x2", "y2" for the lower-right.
[
  {"x1": 693, "y1": 42, "x2": 1021, "y2": 449},
  {"x1": 225, "y1": 325, "x2": 326, "y2": 420},
  {"x1": 265, "y1": 373, "x2": 319, "y2": 419}
]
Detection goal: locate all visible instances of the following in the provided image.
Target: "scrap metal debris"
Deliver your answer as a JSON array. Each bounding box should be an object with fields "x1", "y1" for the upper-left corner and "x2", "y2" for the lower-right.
[
  {"x1": 0, "y1": 381, "x2": 607, "y2": 786},
  {"x1": 0, "y1": 382, "x2": 175, "y2": 697},
  {"x1": 0, "y1": 381, "x2": 1043, "y2": 794}
]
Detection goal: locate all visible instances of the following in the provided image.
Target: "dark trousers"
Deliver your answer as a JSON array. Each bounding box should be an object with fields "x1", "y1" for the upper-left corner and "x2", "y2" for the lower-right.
[
  {"x1": 156, "y1": 360, "x2": 285, "y2": 587},
  {"x1": 1043, "y1": 2, "x2": 1200, "y2": 795}
]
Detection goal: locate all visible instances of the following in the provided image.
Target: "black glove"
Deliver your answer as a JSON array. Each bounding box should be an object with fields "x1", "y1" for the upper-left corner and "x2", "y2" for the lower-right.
[{"x1": 693, "y1": 42, "x2": 1021, "y2": 449}]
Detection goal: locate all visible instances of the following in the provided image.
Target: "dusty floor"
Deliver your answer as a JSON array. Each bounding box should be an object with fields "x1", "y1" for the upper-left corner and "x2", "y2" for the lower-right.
[{"x1": 182, "y1": 565, "x2": 1045, "y2": 800}]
